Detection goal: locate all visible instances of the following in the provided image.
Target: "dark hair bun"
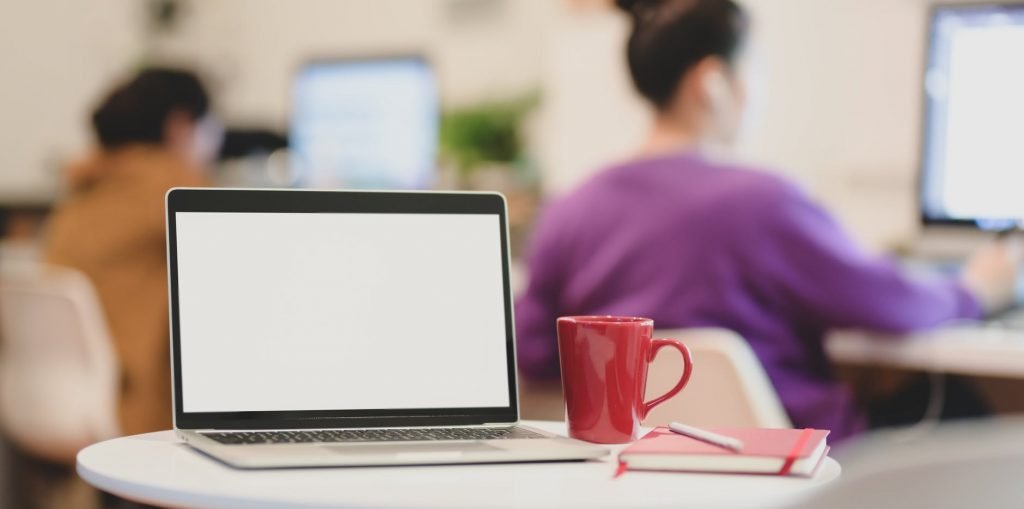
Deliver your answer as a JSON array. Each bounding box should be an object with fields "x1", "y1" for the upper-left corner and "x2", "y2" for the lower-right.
[
  {"x1": 621, "y1": 0, "x2": 747, "y2": 109},
  {"x1": 614, "y1": 0, "x2": 638, "y2": 12},
  {"x1": 615, "y1": 0, "x2": 663, "y2": 15}
]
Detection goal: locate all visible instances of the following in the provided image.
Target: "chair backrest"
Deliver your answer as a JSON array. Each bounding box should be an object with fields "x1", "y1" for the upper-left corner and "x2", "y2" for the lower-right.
[
  {"x1": 0, "y1": 262, "x2": 119, "y2": 464},
  {"x1": 643, "y1": 328, "x2": 791, "y2": 428}
]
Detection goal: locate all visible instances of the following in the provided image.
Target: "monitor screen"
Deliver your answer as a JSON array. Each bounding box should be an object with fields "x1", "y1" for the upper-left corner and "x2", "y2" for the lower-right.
[
  {"x1": 173, "y1": 211, "x2": 510, "y2": 413},
  {"x1": 920, "y1": 4, "x2": 1024, "y2": 227},
  {"x1": 290, "y1": 57, "x2": 439, "y2": 189}
]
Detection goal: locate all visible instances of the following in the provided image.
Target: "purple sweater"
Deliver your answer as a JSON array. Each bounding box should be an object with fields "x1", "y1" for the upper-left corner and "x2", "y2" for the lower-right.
[{"x1": 515, "y1": 152, "x2": 981, "y2": 441}]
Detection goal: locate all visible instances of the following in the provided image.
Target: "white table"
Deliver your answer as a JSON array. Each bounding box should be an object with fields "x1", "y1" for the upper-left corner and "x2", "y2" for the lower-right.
[
  {"x1": 77, "y1": 421, "x2": 840, "y2": 509},
  {"x1": 827, "y1": 326, "x2": 1024, "y2": 378}
]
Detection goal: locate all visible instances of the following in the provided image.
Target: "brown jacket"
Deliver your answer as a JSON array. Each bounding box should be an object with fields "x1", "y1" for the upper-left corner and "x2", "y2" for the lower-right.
[{"x1": 43, "y1": 147, "x2": 209, "y2": 436}]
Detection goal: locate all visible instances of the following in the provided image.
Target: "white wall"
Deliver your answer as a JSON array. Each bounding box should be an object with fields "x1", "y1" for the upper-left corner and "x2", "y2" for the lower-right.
[
  {"x1": 743, "y1": 0, "x2": 928, "y2": 248},
  {"x1": 535, "y1": 9, "x2": 649, "y2": 196},
  {"x1": 152, "y1": 0, "x2": 553, "y2": 127},
  {"x1": 0, "y1": 0, "x2": 144, "y2": 200}
]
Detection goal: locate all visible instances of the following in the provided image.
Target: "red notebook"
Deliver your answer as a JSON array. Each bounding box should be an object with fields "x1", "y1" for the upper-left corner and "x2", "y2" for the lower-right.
[{"x1": 618, "y1": 427, "x2": 830, "y2": 477}]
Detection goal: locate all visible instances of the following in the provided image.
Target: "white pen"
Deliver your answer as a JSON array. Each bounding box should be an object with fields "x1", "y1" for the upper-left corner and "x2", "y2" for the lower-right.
[{"x1": 668, "y1": 422, "x2": 745, "y2": 453}]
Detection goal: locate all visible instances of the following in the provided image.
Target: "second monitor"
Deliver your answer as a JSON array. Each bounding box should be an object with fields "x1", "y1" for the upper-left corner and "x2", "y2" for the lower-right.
[
  {"x1": 920, "y1": 3, "x2": 1024, "y2": 227},
  {"x1": 290, "y1": 56, "x2": 439, "y2": 190}
]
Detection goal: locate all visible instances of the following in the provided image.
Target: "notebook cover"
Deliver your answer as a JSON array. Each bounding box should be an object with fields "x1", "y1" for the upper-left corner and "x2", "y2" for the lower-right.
[{"x1": 621, "y1": 427, "x2": 830, "y2": 459}]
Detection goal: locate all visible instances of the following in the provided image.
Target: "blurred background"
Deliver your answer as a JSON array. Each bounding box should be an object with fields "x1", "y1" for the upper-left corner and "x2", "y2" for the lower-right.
[
  {"x1": 2, "y1": 0, "x2": 950, "y2": 250},
  {"x1": 2, "y1": 0, "x2": 1024, "y2": 508}
]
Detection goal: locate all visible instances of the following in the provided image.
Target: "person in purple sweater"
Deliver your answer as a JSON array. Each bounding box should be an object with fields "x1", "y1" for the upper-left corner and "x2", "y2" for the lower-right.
[{"x1": 516, "y1": 0, "x2": 1020, "y2": 441}]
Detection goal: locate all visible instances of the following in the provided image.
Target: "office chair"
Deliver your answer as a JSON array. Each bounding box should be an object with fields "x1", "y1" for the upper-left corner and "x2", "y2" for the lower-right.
[
  {"x1": 0, "y1": 263, "x2": 119, "y2": 464},
  {"x1": 644, "y1": 328, "x2": 792, "y2": 428}
]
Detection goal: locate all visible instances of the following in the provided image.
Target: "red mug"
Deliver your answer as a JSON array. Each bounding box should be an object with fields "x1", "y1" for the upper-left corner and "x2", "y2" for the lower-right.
[{"x1": 557, "y1": 316, "x2": 694, "y2": 444}]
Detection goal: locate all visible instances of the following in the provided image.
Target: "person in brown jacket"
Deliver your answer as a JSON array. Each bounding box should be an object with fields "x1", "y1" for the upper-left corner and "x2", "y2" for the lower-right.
[{"x1": 43, "y1": 68, "x2": 220, "y2": 437}]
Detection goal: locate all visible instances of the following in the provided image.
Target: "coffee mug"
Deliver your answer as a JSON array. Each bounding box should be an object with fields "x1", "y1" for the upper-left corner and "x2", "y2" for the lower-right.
[{"x1": 557, "y1": 316, "x2": 694, "y2": 444}]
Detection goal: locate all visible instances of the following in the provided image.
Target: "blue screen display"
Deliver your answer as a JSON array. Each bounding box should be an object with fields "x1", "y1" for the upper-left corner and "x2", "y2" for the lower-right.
[{"x1": 291, "y1": 58, "x2": 439, "y2": 189}]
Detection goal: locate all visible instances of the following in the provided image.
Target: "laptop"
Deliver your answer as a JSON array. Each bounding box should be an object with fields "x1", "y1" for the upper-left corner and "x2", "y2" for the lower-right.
[{"x1": 165, "y1": 188, "x2": 606, "y2": 468}]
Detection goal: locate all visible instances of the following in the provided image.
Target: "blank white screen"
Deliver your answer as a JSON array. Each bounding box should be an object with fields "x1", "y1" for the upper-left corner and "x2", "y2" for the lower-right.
[
  {"x1": 941, "y1": 23, "x2": 1024, "y2": 218},
  {"x1": 175, "y1": 212, "x2": 510, "y2": 413}
]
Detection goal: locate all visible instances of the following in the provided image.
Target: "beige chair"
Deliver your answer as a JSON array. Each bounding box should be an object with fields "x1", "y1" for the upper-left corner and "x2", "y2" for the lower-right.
[
  {"x1": 643, "y1": 328, "x2": 791, "y2": 428},
  {"x1": 0, "y1": 262, "x2": 119, "y2": 464}
]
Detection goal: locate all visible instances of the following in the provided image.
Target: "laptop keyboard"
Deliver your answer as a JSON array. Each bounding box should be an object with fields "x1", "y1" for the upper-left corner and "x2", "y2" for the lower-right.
[{"x1": 200, "y1": 427, "x2": 547, "y2": 445}]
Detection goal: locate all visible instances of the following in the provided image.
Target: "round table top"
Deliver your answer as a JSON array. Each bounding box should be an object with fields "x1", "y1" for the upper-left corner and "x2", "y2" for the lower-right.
[{"x1": 77, "y1": 421, "x2": 840, "y2": 509}]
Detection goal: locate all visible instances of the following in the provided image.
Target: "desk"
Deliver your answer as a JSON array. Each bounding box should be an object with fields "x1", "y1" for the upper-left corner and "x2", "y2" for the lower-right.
[
  {"x1": 827, "y1": 326, "x2": 1024, "y2": 378},
  {"x1": 77, "y1": 420, "x2": 840, "y2": 509}
]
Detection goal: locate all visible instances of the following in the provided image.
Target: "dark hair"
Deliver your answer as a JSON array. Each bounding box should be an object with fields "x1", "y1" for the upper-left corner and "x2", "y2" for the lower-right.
[
  {"x1": 91, "y1": 68, "x2": 210, "y2": 149},
  {"x1": 616, "y1": 0, "x2": 748, "y2": 109}
]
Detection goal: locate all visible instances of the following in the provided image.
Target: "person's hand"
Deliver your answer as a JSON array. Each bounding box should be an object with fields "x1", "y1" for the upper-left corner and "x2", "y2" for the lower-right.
[{"x1": 961, "y1": 238, "x2": 1022, "y2": 314}]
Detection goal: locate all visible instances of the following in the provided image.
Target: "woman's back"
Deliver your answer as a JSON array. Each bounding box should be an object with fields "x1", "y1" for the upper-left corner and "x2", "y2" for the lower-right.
[
  {"x1": 516, "y1": 152, "x2": 981, "y2": 440},
  {"x1": 525, "y1": 153, "x2": 781, "y2": 321}
]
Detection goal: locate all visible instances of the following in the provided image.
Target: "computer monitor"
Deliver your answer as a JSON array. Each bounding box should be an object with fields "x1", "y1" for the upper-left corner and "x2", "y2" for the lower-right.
[
  {"x1": 919, "y1": 3, "x2": 1024, "y2": 228},
  {"x1": 290, "y1": 56, "x2": 439, "y2": 189}
]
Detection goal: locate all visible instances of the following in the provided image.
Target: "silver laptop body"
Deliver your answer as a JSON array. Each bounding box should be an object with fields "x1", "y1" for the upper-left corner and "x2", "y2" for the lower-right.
[{"x1": 166, "y1": 188, "x2": 605, "y2": 468}]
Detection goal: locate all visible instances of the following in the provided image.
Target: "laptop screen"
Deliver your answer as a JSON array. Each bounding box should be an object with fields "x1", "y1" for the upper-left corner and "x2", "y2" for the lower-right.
[{"x1": 173, "y1": 210, "x2": 511, "y2": 415}]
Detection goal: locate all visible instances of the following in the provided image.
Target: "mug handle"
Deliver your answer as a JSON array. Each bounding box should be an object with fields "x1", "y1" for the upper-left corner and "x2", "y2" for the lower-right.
[{"x1": 641, "y1": 339, "x2": 694, "y2": 420}]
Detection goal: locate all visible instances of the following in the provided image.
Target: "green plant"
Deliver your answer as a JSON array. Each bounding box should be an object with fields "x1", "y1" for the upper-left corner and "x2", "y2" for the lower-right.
[{"x1": 439, "y1": 93, "x2": 539, "y2": 176}]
